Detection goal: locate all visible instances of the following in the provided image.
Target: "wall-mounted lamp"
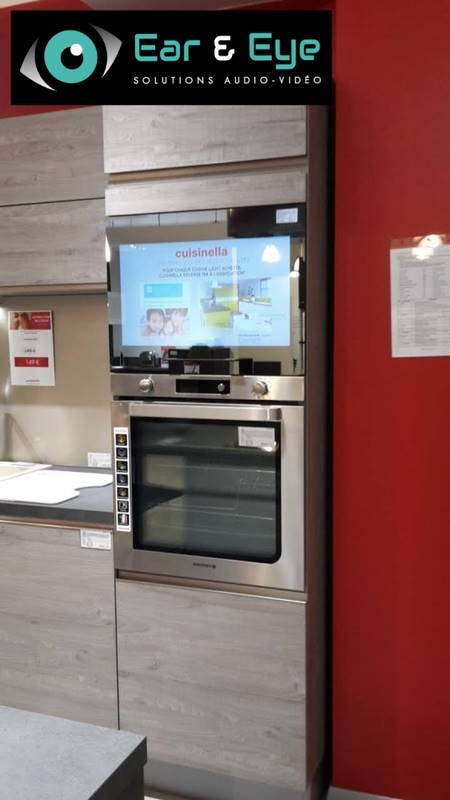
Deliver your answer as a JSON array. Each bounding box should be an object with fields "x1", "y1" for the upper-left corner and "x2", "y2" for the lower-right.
[
  {"x1": 261, "y1": 244, "x2": 281, "y2": 263},
  {"x1": 412, "y1": 234, "x2": 443, "y2": 261}
]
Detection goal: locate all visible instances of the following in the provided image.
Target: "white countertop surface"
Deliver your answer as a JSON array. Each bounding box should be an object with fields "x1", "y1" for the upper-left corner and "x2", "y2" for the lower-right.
[{"x1": 0, "y1": 469, "x2": 112, "y2": 505}]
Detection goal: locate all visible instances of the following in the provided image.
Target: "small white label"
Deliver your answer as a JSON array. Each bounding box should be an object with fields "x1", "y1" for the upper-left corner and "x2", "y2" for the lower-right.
[
  {"x1": 276, "y1": 207, "x2": 298, "y2": 224},
  {"x1": 80, "y1": 529, "x2": 112, "y2": 550},
  {"x1": 238, "y1": 426, "x2": 276, "y2": 449},
  {"x1": 88, "y1": 452, "x2": 112, "y2": 469}
]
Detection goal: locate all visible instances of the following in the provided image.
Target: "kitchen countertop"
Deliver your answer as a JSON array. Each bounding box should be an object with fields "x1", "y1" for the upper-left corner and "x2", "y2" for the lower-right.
[
  {"x1": 0, "y1": 704, "x2": 146, "y2": 800},
  {"x1": 0, "y1": 465, "x2": 114, "y2": 528}
]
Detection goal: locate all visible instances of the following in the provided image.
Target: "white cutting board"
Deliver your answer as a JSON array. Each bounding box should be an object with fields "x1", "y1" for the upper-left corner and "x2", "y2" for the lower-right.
[{"x1": 0, "y1": 470, "x2": 112, "y2": 505}]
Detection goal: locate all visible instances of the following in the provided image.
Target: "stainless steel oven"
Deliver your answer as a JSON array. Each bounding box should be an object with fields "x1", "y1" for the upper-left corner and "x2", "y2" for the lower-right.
[{"x1": 112, "y1": 373, "x2": 304, "y2": 592}]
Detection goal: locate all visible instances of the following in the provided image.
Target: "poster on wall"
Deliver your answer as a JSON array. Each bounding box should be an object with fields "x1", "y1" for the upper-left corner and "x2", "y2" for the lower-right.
[
  {"x1": 390, "y1": 235, "x2": 450, "y2": 358},
  {"x1": 8, "y1": 310, "x2": 55, "y2": 386}
]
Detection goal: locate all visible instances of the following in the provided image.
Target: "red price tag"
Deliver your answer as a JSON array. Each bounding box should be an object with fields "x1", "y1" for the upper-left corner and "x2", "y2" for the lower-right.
[{"x1": 14, "y1": 357, "x2": 49, "y2": 368}]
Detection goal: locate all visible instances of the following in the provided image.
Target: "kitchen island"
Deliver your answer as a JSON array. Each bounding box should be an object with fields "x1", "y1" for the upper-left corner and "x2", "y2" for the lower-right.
[{"x1": 0, "y1": 705, "x2": 146, "y2": 800}]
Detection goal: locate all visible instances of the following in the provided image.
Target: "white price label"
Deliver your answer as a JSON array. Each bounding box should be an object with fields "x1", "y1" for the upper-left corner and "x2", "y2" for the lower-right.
[
  {"x1": 238, "y1": 426, "x2": 275, "y2": 449},
  {"x1": 87, "y1": 452, "x2": 112, "y2": 469},
  {"x1": 80, "y1": 529, "x2": 112, "y2": 550},
  {"x1": 276, "y1": 207, "x2": 298, "y2": 224}
]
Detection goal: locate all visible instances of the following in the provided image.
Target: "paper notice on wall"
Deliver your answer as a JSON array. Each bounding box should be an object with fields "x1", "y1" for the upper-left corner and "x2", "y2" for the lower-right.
[
  {"x1": 390, "y1": 241, "x2": 450, "y2": 357},
  {"x1": 8, "y1": 311, "x2": 55, "y2": 386}
]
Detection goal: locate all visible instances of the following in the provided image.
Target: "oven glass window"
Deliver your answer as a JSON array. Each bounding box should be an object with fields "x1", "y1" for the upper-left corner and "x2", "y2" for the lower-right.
[{"x1": 131, "y1": 418, "x2": 281, "y2": 562}]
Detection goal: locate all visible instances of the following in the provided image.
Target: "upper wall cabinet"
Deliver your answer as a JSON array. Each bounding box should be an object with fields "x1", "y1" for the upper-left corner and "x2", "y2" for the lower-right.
[
  {"x1": 105, "y1": 162, "x2": 306, "y2": 216},
  {"x1": 103, "y1": 105, "x2": 306, "y2": 174},
  {"x1": 0, "y1": 199, "x2": 105, "y2": 287},
  {"x1": 0, "y1": 107, "x2": 104, "y2": 206}
]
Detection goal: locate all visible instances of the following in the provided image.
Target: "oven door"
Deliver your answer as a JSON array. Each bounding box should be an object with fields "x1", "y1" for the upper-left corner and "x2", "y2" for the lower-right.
[{"x1": 112, "y1": 401, "x2": 304, "y2": 592}]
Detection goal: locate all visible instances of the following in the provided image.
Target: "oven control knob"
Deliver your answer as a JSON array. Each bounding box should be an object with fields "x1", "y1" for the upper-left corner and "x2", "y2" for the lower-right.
[
  {"x1": 217, "y1": 382, "x2": 226, "y2": 393},
  {"x1": 138, "y1": 377, "x2": 154, "y2": 394},
  {"x1": 253, "y1": 379, "x2": 269, "y2": 396}
]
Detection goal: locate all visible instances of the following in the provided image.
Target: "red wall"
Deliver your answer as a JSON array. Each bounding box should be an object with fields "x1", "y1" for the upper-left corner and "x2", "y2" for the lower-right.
[
  {"x1": 2, "y1": 1, "x2": 450, "y2": 798},
  {"x1": 333, "y1": 1, "x2": 450, "y2": 797},
  {"x1": 253, "y1": 2, "x2": 450, "y2": 798}
]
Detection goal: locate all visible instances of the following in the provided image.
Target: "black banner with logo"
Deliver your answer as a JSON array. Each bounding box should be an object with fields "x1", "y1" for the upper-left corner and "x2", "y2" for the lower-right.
[{"x1": 11, "y1": 11, "x2": 331, "y2": 105}]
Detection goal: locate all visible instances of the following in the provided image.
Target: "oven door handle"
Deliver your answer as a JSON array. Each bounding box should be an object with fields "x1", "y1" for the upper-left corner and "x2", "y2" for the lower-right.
[{"x1": 129, "y1": 402, "x2": 282, "y2": 422}]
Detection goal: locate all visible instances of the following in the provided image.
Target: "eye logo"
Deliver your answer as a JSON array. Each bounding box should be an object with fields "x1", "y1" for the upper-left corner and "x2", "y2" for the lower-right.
[{"x1": 20, "y1": 25, "x2": 121, "y2": 91}]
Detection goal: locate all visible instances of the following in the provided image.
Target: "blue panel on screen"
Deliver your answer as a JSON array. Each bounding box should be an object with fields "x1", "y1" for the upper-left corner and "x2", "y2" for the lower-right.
[{"x1": 119, "y1": 236, "x2": 291, "y2": 349}]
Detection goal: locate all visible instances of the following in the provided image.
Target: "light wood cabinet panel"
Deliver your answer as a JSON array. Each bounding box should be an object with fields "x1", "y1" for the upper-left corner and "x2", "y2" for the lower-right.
[
  {"x1": 103, "y1": 105, "x2": 306, "y2": 174},
  {"x1": 106, "y1": 163, "x2": 306, "y2": 216},
  {"x1": 0, "y1": 198, "x2": 106, "y2": 287},
  {"x1": 0, "y1": 107, "x2": 104, "y2": 206},
  {"x1": 116, "y1": 580, "x2": 306, "y2": 792},
  {"x1": 0, "y1": 521, "x2": 118, "y2": 729}
]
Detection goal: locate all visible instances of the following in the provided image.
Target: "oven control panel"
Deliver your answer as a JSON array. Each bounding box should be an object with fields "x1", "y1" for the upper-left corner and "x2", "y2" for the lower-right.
[
  {"x1": 114, "y1": 427, "x2": 131, "y2": 532},
  {"x1": 175, "y1": 378, "x2": 230, "y2": 395},
  {"x1": 111, "y1": 372, "x2": 304, "y2": 403}
]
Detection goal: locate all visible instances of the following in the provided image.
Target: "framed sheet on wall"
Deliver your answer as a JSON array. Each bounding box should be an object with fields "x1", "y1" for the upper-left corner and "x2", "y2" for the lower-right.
[{"x1": 390, "y1": 234, "x2": 450, "y2": 358}]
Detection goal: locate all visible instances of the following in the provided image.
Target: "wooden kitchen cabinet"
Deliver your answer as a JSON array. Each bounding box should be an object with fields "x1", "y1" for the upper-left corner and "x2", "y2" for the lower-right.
[
  {"x1": 0, "y1": 521, "x2": 118, "y2": 729},
  {"x1": 106, "y1": 162, "x2": 306, "y2": 217},
  {"x1": 0, "y1": 107, "x2": 104, "y2": 206},
  {"x1": 116, "y1": 579, "x2": 306, "y2": 794},
  {"x1": 103, "y1": 105, "x2": 306, "y2": 174},
  {"x1": 0, "y1": 198, "x2": 106, "y2": 288}
]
